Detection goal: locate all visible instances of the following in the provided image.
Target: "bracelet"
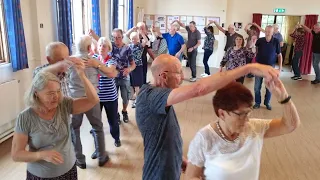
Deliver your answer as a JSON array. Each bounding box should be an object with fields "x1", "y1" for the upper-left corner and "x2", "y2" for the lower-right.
[{"x1": 279, "y1": 95, "x2": 291, "y2": 104}]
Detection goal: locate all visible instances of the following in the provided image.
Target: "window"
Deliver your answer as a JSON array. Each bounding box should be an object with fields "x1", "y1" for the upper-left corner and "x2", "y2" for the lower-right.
[
  {"x1": 118, "y1": 0, "x2": 125, "y2": 30},
  {"x1": 70, "y1": 0, "x2": 92, "y2": 42},
  {"x1": 0, "y1": 0, "x2": 9, "y2": 63},
  {"x1": 260, "y1": 15, "x2": 286, "y2": 39}
]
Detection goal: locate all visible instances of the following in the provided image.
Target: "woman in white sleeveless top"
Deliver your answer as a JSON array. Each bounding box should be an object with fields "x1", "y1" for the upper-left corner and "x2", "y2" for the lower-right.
[{"x1": 185, "y1": 80, "x2": 300, "y2": 180}]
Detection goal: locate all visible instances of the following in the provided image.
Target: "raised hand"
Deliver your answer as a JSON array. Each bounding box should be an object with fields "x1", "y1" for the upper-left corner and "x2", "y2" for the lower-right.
[
  {"x1": 265, "y1": 78, "x2": 288, "y2": 101},
  {"x1": 39, "y1": 150, "x2": 64, "y2": 165},
  {"x1": 209, "y1": 20, "x2": 215, "y2": 24},
  {"x1": 248, "y1": 63, "x2": 279, "y2": 82},
  {"x1": 69, "y1": 57, "x2": 85, "y2": 75}
]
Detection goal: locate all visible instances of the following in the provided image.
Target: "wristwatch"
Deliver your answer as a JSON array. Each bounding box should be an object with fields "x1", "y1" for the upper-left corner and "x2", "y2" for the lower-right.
[{"x1": 96, "y1": 64, "x2": 101, "y2": 69}]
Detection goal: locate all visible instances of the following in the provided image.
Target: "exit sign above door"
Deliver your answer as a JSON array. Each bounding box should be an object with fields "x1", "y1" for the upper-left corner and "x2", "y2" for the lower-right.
[{"x1": 274, "y1": 8, "x2": 286, "y2": 13}]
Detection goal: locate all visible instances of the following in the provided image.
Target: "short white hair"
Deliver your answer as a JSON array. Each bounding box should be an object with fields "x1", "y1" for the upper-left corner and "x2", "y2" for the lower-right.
[
  {"x1": 273, "y1": 24, "x2": 279, "y2": 28},
  {"x1": 137, "y1": 22, "x2": 146, "y2": 27},
  {"x1": 171, "y1": 23, "x2": 180, "y2": 31},
  {"x1": 46, "y1": 42, "x2": 67, "y2": 59},
  {"x1": 97, "y1": 37, "x2": 112, "y2": 51},
  {"x1": 130, "y1": 32, "x2": 139, "y2": 40},
  {"x1": 76, "y1": 35, "x2": 92, "y2": 53},
  {"x1": 25, "y1": 72, "x2": 62, "y2": 108}
]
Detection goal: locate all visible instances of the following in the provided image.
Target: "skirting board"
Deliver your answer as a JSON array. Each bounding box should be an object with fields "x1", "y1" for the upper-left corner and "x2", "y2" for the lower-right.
[{"x1": 0, "y1": 128, "x2": 14, "y2": 144}]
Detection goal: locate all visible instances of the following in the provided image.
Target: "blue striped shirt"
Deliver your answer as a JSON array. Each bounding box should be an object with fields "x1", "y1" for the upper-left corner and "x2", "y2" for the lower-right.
[{"x1": 98, "y1": 56, "x2": 118, "y2": 102}]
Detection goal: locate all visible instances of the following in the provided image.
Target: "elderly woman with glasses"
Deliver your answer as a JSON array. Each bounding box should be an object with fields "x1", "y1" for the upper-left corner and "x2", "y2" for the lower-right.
[
  {"x1": 11, "y1": 61, "x2": 99, "y2": 180},
  {"x1": 185, "y1": 80, "x2": 300, "y2": 180}
]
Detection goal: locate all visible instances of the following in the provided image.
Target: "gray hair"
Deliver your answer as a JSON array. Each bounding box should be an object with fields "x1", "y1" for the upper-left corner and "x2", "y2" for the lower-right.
[
  {"x1": 129, "y1": 32, "x2": 139, "y2": 40},
  {"x1": 76, "y1": 35, "x2": 92, "y2": 53},
  {"x1": 25, "y1": 72, "x2": 62, "y2": 108},
  {"x1": 97, "y1": 37, "x2": 112, "y2": 51},
  {"x1": 137, "y1": 22, "x2": 146, "y2": 28},
  {"x1": 266, "y1": 25, "x2": 274, "y2": 29},
  {"x1": 112, "y1": 28, "x2": 123, "y2": 36},
  {"x1": 46, "y1": 42, "x2": 67, "y2": 59}
]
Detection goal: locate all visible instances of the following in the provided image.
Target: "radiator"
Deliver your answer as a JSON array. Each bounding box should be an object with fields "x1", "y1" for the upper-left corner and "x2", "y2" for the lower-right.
[{"x1": 0, "y1": 79, "x2": 20, "y2": 143}]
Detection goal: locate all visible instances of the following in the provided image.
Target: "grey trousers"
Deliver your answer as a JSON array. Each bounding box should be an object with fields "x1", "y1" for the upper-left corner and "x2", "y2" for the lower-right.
[
  {"x1": 71, "y1": 103, "x2": 106, "y2": 164},
  {"x1": 187, "y1": 50, "x2": 198, "y2": 78}
]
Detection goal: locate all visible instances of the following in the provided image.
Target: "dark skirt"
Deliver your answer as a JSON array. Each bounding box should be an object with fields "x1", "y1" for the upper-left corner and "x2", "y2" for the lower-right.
[
  {"x1": 26, "y1": 164, "x2": 77, "y2": 180},
  {"x1": 130, "y1": 65, "x2": 144, "y2": 87}
]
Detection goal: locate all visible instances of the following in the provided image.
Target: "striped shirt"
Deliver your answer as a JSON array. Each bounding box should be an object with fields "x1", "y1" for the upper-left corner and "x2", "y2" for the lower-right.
[{"x1": 98, "y1": 55, "x2": 118, "y2": 102}]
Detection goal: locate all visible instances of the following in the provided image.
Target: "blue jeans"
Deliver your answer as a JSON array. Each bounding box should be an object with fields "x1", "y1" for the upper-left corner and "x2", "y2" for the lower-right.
[
  {"x1": 203, "y1": 49, "x2": 213, "y2": 75},
  {"x1": 292, "y1": 51, "x2": 303, "y2": 77},
  {"x1": 254, "y1": 76, "x2": 271, "y2": 105},
  {"x1": 312, "y1": 53, "x2": 320, "y2": 80}
]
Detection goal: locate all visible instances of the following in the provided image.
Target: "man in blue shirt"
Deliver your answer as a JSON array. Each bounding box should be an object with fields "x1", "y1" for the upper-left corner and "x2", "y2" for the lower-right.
[
  {"x1": 136, "y1": 54, "x2": 280, "y2": 180},
  {"x1": 157, "y1": 24, "x2": 186, "y2": 60},
  {"x1": 253, "y1": 25, "x2": 282, "y2": 111}
]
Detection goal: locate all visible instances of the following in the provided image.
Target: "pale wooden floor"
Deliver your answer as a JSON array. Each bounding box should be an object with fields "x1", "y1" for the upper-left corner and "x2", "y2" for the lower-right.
[{"x1": 1, "y1": 66, "x2": 320, "y2": 180}]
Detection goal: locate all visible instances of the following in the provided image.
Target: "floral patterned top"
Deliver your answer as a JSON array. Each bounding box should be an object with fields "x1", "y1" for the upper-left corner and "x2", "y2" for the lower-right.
[
  {"x1": 203, "y1": 27, "x2": 215, "y2": 51},
  {"x1": 128, "y1": 43, "x2": 143, "y2": 66},
  {"x1": 221, "y1": 47, "x2": 255, "y2": 71}
]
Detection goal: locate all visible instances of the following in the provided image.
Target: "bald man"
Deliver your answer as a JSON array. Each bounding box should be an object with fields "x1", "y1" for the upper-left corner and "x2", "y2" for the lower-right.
[
  {"x1": 135, "y1": 54, "x2": 279, "y2": 180},
  {"x1": 213, "y1": 21, "x2": 239, "y2": 51}
]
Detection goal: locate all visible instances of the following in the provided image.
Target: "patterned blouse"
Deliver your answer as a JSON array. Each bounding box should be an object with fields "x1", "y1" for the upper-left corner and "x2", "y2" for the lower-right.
[
  {"x1": 221, "y1": 47, "x2": 255, "y2": 71},
  {"x1": 290, "y1": 31, "x2": 305, "y2": 52},
  {"x1": 203, "y1": 27, "x2": 215, "y2": 51},
  {"x1": 111, "y1": 42, "x2": 133, "y2": 79},
  {"x1": 128, "y1": 43, "x2": 143, "y2": 66}
]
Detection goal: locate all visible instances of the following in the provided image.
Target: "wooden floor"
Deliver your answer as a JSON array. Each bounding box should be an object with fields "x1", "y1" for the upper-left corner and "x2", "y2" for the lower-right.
[{"x1": 1, "y1": 66, "x2": 320, "y2": 180}]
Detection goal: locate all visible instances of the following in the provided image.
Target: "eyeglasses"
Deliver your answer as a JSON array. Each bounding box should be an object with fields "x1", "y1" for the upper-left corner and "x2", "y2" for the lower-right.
[
  {"x1": 159, "y1": 70, "x2": 183, "y2": 76},
  {"x1": 230, "y1": 109, "x2": 252, "y2": 119},
  {"x1": 112, "y1": 36, "x2": 122, "y2": 40}
]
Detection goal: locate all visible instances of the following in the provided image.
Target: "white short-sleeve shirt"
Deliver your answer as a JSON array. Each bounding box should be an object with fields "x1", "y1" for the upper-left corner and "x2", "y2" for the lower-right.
[{"x1": 188, "y1": 119, "x2": 271, "y2": 180}]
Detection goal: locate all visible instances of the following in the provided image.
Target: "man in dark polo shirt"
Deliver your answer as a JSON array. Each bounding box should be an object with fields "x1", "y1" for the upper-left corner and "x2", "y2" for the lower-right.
[
  {"x1": 213, "y1": 21, "x2": 239, "y2": 51},
  {"x1": 253, "y1": 25, "x2": 282, "y2": 111},
  {"x1": 302, "y1": 23, "x2": 320, "y2": 84},
  {"x1": 174, "y1": 20, "x2": 201, "y2": 82}
]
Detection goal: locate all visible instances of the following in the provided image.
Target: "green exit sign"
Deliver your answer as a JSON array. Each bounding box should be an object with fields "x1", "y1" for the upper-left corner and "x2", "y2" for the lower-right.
[{"x1": 274, "y1": 8, "x2": 286, "y2": 13}]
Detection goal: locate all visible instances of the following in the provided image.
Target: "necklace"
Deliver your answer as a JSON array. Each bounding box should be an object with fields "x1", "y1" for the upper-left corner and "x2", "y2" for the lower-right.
[{"x1": 216, "y1": 122, "x2": 239, "y2": 143}]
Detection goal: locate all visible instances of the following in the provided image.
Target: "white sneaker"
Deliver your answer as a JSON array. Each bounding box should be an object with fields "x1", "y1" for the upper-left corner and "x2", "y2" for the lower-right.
[
  {"x1": 200, "y1": 73, "x2": 206, "y2": 77},
  {"x1": 189, "y1": 78, "x2": 197, "y2": 82},
  {"x1": 202, "y1": 74, "x2": 209, "y2": 78}
]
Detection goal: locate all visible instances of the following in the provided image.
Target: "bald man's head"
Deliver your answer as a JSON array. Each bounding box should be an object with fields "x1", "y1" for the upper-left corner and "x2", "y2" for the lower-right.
[{"x1": 151, "y1": 54, "x2": 183, "y2": 89}]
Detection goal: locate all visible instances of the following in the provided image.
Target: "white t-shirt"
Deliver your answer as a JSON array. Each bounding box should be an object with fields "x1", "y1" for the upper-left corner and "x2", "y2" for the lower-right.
[{"x1": 187, "y1": 119, "x2": 271, "y2": 180}]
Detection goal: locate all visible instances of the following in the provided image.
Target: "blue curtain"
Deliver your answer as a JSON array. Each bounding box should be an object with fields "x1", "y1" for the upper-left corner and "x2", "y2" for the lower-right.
[
  {"x1": 3, "y1": 0, "x2": 28, "y2": 72},
  {"x1": 57, "y1": 0, "x2": 73, "y2": 55},
  {"x1": 127, "y1": 0, "x2": 134, "y2": 29},
  {"x1": 112, "y1": 0, "x2": 119, "y2": 29},
  {"x1": 92, "y1": 0, "x2": 101, "y2": 36}
]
